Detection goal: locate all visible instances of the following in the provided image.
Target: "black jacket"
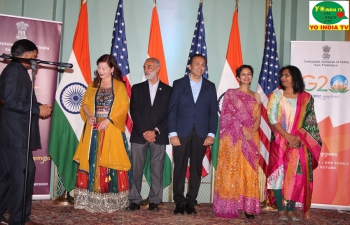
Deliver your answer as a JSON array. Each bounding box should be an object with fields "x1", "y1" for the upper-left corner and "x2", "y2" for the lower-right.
[
  {"x1": 0, "y1": 61, "x2": 41, "y2": 149},
  {"x1": 130, "y1": 80, "x2": 172, "y2": 145}
]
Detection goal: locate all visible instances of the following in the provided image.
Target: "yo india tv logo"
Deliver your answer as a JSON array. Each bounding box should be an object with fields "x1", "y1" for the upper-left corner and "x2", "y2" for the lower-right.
[{"x1": 309, "y1": 1, "x2": 349, "y2": 30}]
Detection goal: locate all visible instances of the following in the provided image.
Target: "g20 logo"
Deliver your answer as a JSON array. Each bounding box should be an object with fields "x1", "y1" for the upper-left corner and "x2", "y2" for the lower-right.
[
  {"x1": 303, "y1": 74, "x2": 349, "y2": 93},
  {"x1": 329, "y1": 75, "x2": 349, "y2": 93}
]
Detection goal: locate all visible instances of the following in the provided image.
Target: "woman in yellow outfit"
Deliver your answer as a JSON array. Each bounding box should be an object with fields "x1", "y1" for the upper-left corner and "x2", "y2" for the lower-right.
[{"x1": 73, "y1": 54, "x2": 131, "y2": 213}]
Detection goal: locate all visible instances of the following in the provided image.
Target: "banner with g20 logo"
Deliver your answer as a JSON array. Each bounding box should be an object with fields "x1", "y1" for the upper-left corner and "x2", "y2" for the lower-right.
[{"x1": 291, "y1": 41, "x2": 350, "y2": 209}]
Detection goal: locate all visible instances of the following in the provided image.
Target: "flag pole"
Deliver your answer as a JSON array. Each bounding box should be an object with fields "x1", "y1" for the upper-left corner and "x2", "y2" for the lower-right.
[
  {"x1": 264, "y1": 0, "x2": 273, "y2": 50},
  {"x1": 265, "y1": 0, "x2": 272, "y2": 22},
  {"x1": 259, "y1": 0, "x2": 280, "y2": 206}
]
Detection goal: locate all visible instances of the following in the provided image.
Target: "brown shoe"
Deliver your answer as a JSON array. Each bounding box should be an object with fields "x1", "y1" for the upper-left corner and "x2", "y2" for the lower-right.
[
  {"x1": 0, "y1": 219, "x2": 8, "y2": 225},
  {"x1": 25, "y1": 221, "x2": 43, "y2": 225}
]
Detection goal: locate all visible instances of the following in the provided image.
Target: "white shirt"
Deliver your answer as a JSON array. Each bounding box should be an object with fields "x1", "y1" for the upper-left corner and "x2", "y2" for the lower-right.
[{"x1": 148, "y1": 79, "x2": 159, "y2": 106}]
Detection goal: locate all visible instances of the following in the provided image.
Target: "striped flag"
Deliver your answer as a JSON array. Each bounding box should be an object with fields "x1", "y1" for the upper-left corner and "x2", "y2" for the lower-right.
[
  {"x1": 212, "y1": 6, "x2": 242, "y2": 169},
  {"x1": 143, "y1": 1, "x2": 172, "y2": 188},
  {"x1": 48, "y1": 0, "x2": 91, "y2": 192},
  {"x1": 184, "y1": 2, "x2": 208, "y2": 78},
  {"x1": 147, "y1": 2, "x2": 169, "y2": 84},
  {"x1": 184, "y1": 2, "x2": 210, "y2": 179},
  {"x1": 110, "y1": 0, "x2": 133, "y2": 141},
  {"x1": 257, "y1": 5, "x2": 280, "y2": 175}
]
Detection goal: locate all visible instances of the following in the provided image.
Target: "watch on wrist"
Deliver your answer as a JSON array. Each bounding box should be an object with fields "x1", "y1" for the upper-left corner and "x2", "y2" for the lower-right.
[{"x1": 154, "y1": 129, "x2": 160, "y2": 136}]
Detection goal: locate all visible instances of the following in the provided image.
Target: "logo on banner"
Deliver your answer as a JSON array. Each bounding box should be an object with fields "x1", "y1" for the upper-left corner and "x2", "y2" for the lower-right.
[
  {"x1": 16, "y1": 21, "x2": 29, "y2": 39},
  {"x1": 60, "y1": 82, "x2": 87, "y2": 114},
  {"x1": 309, "y1": 1, "x2": 349, "y2": 30},
  {"x1": 303, "y1": 45, "x2": 349, "y2": 95},
  {"x1": 322, "y1": 45, "x2": 331, "y2": 60},
  {"x1": 330, "y1": 75, "x2": 349, "y2": 93}
]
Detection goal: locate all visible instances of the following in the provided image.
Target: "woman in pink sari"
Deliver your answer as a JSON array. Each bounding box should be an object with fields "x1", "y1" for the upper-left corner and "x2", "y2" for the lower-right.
[
  {"x1": 267, "y1": 65, "x2": 322, "y2": 221},
  {"x1": 213, "y1": 65, "x2": 261, "y2": 219}
]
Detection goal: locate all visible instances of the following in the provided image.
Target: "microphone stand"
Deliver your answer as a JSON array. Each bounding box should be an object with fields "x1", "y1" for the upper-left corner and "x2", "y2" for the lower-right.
[
  {"x1": 0, "y1": 53, "x2": 73, "y2": 68},
  {"x1": 0, "y1": 53, "x2": 72, "y2": 225},
  {"x1": 22, "y1": 60, "x2": 36, "y2": 225}
]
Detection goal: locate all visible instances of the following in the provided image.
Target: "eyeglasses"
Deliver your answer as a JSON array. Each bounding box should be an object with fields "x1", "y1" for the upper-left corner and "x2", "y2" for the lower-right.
[{"x1": 280, "y1": 73, "x2": 291, "y2": 78}]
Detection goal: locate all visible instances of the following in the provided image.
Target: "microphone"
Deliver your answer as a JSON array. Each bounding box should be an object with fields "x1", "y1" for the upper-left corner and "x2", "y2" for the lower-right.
[
  {"x1": 0, "y1": 53, "x2": 73, "y2": 68},
  {"x1": 0, "y1": 53, "x2": 11, "y2": 59}
]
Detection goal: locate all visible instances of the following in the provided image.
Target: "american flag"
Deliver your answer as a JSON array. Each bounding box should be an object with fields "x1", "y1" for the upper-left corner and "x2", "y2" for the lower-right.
[
  {"x1": 184, "y1": 2, "x2": 208, "y2": 78},
  {"x1": 185, "y1": 2, "x2": 211, "y2": 179},
  {"x1": 257, "y1": 5, "x2": 280, "y2": 175},
  {"x1": 110, "y1": 0, "x2": 133, "y2": 138}
]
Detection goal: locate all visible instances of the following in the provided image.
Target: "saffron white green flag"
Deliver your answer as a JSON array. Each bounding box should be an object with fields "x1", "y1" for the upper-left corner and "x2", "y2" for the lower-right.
[
  {"x1": 48, "y1": 0, "x2": 91, "y2": 192},
  {"x1": 212, "y1": 7, "x2": 242, "y2": 169},
  {"x1": 142, "y1": 2, "x2": 172, "y2": 188}
]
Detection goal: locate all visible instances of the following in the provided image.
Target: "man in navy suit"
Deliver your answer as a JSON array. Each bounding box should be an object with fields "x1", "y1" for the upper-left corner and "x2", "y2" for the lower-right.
[
  {"x1": 0, "y1": 39, "x2": 51, "y2": 225},
  {"x1": 126, "y1": 58, "x2": 172, "y2": 212},
  {"x1": 167, "y1": 54, "x2": 218, "y2": 215}
]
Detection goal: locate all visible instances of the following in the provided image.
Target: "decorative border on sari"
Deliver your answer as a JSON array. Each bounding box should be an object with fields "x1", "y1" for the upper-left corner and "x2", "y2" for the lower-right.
[
  {"x1": 74, "y1": 188, "x2": 129, "y2": 213},
  {"x1": 295, "y1": 128, "x2": 321, "y2": 170},
  {"x1": 213, "y1": 192, "x2": 261, "y2": 218},
  {"x1": 267, "y1": 137, "x2": 287, "y2": 178},
  {"x1": 290, "y1": 92, "x2": 310, "y2": 133},
  {"x1": 288, "y1": 92, "x2": 320, "y2": 216},
  {"x1": 291, "y1": 128, "x2": 321, "y2": 217}
]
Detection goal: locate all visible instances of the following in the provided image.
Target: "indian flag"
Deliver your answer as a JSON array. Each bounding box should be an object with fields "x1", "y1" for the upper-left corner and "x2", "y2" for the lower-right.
[
  {"x1": 143, "y1": 2, "x2": 172, "y2": 188},
  {"x1": 48, "y1": 0, "x2": 91, "y2": 192},
  {"x1": 212, "y1": 6, "x2": 242, "y2": 169}
]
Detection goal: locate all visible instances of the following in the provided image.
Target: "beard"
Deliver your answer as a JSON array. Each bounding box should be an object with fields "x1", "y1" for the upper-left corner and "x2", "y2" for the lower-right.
[{"x1": 145, "y1": 73, "x2": 156, "y2": 80}]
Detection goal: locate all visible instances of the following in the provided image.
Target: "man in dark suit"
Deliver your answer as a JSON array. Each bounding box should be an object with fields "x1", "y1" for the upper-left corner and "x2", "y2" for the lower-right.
[
  {"x1": 167, "y1": 54, "x2": 218, "y2": 215},
  {"x1": 0, "y1": 39, "x2": 52, "y2": 225},
  {"x1": 126, "y1": 58, "x2": 172, "y2": 212}
]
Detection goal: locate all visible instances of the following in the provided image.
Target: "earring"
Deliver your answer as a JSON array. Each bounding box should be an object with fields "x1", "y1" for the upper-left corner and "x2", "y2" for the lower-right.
[{"x1": 111, "y1": 72, "x2": 114, "y2": 76}]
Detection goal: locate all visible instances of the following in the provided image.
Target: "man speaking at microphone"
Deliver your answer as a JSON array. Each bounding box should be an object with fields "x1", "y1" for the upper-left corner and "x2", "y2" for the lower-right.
[{"x1": 0, "y1": 39, "x2": 51, "y2": 225}]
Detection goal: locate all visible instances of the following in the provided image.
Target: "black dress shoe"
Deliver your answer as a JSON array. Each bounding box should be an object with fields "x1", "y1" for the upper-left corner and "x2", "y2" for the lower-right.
[
  {"x1": 148, "y1": 203, "x2": 159, "y2": 212},
  {"x1": 126, "y1": 202, "x2": 140, "y2": 211},
  {"x1": 0, "y1": 219, "x2": 8, "y2": 225},
  {"x1": 244, "y1": 212, "x2": 254, "y2": 219},
  {"x1": 173, "y1": 203, "x2": 185, "y2": 214},
  {"x1": 185, "y1": 204, "x2": 197, "y2": 215}
]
